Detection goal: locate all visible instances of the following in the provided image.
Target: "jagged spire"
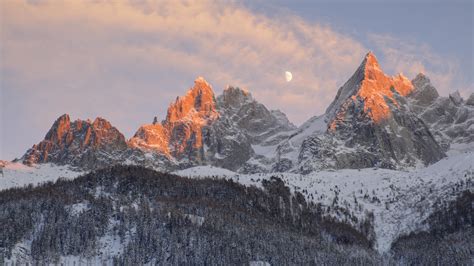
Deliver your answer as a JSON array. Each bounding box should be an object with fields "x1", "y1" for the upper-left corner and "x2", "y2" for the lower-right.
[
  {"x1": 221, "y1": 86, "x2": 253, "y2": 108},
  {"x1": 22, "y1": 114, "x2": 127, "y2": 166},
  {"x1": 363, "y1": 51, "x2": 381, "y2": 69},
  {"x1": 166, "y1": 77, "x2": 218, "y2": 123},
  {"x1": 130, "y1": 77, "x2": 219, "y2": 157},
  {"x1": 327, "y1": 52, "x2": 414, "y2": 129}
]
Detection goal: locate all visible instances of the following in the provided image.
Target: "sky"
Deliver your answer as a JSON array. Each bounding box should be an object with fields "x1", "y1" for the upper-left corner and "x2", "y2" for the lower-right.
[{"x1": 1, "y1": 0, "x2": 473, "y2": 160}]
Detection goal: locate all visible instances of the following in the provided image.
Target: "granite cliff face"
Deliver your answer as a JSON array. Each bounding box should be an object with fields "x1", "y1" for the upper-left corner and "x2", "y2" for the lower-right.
[{"x1": 21, "y1": 114, "x2": 128, "y2": 169}]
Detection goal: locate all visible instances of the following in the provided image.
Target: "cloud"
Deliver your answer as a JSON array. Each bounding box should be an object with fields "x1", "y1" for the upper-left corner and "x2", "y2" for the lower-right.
[
  {"x1": 1, "y1": 0, "x2": 368, "y2": 158},
  {"x1": 0, "y1": 0, "x2": 469, "y2": 159},
  {"x1": 369, "y1": 33, "x2": 471, "y2": 97}
]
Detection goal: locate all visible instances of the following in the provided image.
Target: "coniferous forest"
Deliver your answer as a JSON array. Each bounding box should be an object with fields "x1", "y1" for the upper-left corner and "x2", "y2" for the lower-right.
[{"x1": 0, "y1": 165, "x2": 472, "y2": 264}]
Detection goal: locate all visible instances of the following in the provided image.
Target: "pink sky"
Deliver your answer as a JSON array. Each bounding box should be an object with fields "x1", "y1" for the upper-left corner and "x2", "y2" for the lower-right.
[{"x1": 1, "y1": 0, "x2": 472, "y2": 160}]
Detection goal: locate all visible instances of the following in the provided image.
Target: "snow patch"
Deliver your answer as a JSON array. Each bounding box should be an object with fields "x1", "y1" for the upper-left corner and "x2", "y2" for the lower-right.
[
  {"x1": 68, "y1": 202, "x2": 90, "y2": 216},
  {"x1": 185, "y1": 214, "x2": 205, "y2": 226},
  {"x1": 0, "y1": 162, "x2": 83, "y2": 191}
]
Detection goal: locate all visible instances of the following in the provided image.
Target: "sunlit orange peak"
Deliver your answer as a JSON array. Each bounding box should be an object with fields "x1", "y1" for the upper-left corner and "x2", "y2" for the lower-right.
[
  {"x1": 329, "y1": 52, "x2": 414, "y2": 130},
  {"x1": 130, "y1": 77, "x2": 220, "y2": 157},
  {"x1": 166, "y1": 76, "x2": 219, "y2": 124}
]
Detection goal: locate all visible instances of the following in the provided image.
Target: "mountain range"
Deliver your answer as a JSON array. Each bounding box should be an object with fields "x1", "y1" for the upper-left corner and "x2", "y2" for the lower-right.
[
  {"x1": 17, "y1": 52, "x2": 474, "y2": 174},
  {"x1": 2, "y1": 52, "x2": 473, "y2": 264}
]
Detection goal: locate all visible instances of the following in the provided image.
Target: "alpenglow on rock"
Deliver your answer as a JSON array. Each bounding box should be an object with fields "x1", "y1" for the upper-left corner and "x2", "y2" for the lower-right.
[
  {"x1": 128, "y1": 78, "x2": 295, "y2": 171},
  {"x1": 21, "y1": 114, "x2": 128, "y2": 168},
  {"x1": 274, "y1": 52, "x2": 446, "y2": 173},
  {"x1": 408, "y1": 74, "x2": 474, "y2": 146},
  {"x1": 18, "y1": 52, "x2": 469, "y2": 174},
  {"x1": 129, "y1": 77, "x2": 219, "y2": 159}
]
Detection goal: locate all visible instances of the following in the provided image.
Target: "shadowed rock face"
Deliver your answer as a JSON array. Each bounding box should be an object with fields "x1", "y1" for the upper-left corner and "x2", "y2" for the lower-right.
[
  {"x1": 408, "y1": 74, "x2": 474, "y2": 146},
  {"x1": 466, "y1": 93, "x2": 474, "y2": 106},
  {"x1": 409, "y1": 73, "x2": 439, "y2": 106},
  {"x1": 217, "y1": 86, "x2": 296, "y2": 143},
  {"x1": 22, "y1": 114, "x2": 128, "y2": 168}
]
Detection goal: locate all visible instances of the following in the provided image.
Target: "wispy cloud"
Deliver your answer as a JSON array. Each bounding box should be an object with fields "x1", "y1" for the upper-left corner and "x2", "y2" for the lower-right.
[
  {"x1": 0, "y1": 0, "x2": 469, "y2": 159},
  {"x1": 369, "y1": 33, "x2": 470, "y2": 97},
  {"x1": 1, "y1": 0, "x2": 366, "y2": 120}
]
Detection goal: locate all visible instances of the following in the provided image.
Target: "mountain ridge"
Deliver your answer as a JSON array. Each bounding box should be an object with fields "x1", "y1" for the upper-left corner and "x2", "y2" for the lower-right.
[{"x1": 15, "y1": 52, "x2": 473, "y2": 173}]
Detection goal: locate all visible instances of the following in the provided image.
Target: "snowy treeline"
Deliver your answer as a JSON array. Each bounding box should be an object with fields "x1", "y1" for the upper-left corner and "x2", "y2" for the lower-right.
[
  {"x1": 0, "y1": 165, "x2": 376, "y2": 265},
  {"x1": 0, "y1": 165, "x2": 472, "y2": 264}
]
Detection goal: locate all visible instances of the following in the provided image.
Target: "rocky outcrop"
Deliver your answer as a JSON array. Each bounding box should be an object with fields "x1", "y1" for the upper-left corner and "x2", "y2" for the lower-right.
[
  {"x1": 22, "y1": 114, "x2": 128, "y2": 168},
  {"x1": 408, "y1": 75, "x2": 474, "y2": 146},
  {"x1": 17, "y1": 53, "x2": 470, "y2": 174},
  {"x1": 449, "y1": 91, "x2": 463, "y2": 106},
  {"x1": 326, "y1": 52, "x2": 414, "y2": 129},
  {"x1": 217, "y1": 86, "x2": 295, "y2": 143},
  {"x1": 129, "y1": 77, "x2": 219, "y2": 158},
  {"x1": 466, "y1": 93, "x2": 474, "y2": 106},
  {"x1": 409, "y1": 73, "x2": 439, "y2": 106},
  {"x1": 128, "y1": 78, "x2": 294, "y2": 171},
  {"x1": 274, "y1": 52, "x2": 446, "y2": 173},
  {"x1": 128, "y1": 77, "x2": 243, "y2": 169}
]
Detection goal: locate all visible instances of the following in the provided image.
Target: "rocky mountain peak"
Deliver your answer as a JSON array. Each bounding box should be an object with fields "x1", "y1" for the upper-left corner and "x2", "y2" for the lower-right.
[
  {"x1": 412, "y1": 72, "x2": 429, "y2": 84},
  {"x1": 466, "y1": 93, "x2": 474, "y2": 106},
  {"x1": 449, "y1": 91, "x2": 463, "y2": 106},
  {"x1": 327, "y1": 51, "x2": 413, "y2": 130},
  {"x1": 362, "y1": 51, "x2": 382, "y2": 74},
  {"x1": 22, "y1": 114, "x2": 127, "y2": 167},
  {"x1": 220, "y1": 86, "x2": 253, "y2": 108},
  {"x1": 130, "y1": 77, "x2": 220, "y2": 159},
  {"x1": 128, "y1": 79, "x2": 297, "y2": 171},
  {"x1": 128, "y1": 123, "x2": 170, "y2": 155},
  {"x1": 166, "y1": 77, "x2": 218, "y2": 124},
  {"x1": 44, "y1": 114, "x2": 71, "y2": 145},
  {"x1": 283, "y1": 53, "x2": 446, "y2": 173},
  {"x1": 92, "y1": 117, "x2": 112, "y2": 129},
  {"x1": 410, "y1": 73, "x2": 439, "y2": 106}
]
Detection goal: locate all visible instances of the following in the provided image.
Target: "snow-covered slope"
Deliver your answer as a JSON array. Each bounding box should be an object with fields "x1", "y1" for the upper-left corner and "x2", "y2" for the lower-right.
[
  {"x1": 2, "y1": 147, "x2": 472, "y2": 255},
  {"x1": 0, "y1": 162, "x2": 83, "y2": 191},
  {"x1": 173, "y1": 149, "x2": 474, "y2": 253}
]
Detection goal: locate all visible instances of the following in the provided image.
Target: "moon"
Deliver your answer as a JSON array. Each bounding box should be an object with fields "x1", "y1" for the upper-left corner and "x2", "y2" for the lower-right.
[{"x1": 285, "y1": 71, "x2": 292, "y2": 82}]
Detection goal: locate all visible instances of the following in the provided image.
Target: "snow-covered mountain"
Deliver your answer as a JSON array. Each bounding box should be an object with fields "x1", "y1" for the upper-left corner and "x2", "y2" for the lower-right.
[
  {"x1": 249, "y1": 52, "x2": 450, "y2": 173},
  {"x1": 2, "y1": 51, "x2": 473, "y2": 264},
  {"x1": 20, "y1": 115, "x2": 128, "y2": 169},
  {"x1": 408, "y1": 73, "x2": 474, "y2": 149},
  {"x1": 17, "y1": 77, "x2": 294, "y2": 172},
  {"x1": 1, "y1": 150, "x2": 472, "y2": 263},
  {"x1": 14, "y1": 53, "x2": 472, "y2": 175},
  {"x1": 174, "y1": 149, "x2": 474, "y2": 253}
]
